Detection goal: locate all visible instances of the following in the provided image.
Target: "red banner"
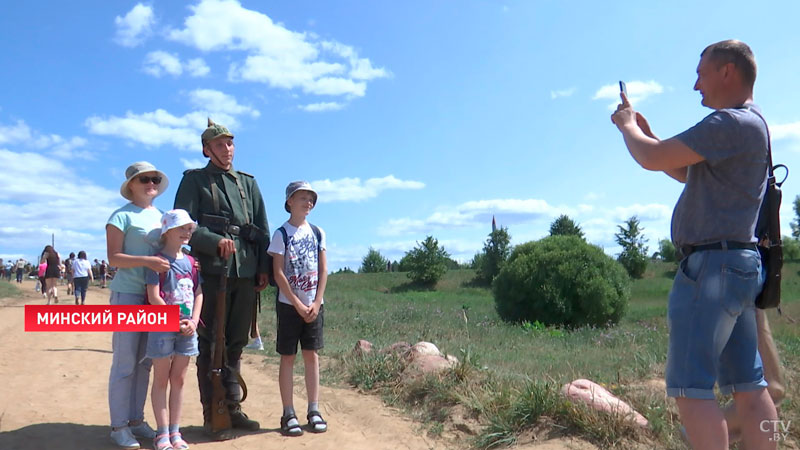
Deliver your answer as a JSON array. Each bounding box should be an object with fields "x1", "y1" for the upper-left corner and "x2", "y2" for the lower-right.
[{"x1": 25, "y1": 305, "x2": 181, "y2": 332}]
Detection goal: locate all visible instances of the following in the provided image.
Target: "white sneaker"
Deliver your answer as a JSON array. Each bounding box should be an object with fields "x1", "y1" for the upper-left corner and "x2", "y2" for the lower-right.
[
  {"x1": 110, "y1": 427, "x2": 141, "y2": 449},
  {"x1": 129, "y1": 421, "x2": 156, "y2": 439},
  {"x1": 246, "y1": 337, "x2": 264, "y2": 350}
]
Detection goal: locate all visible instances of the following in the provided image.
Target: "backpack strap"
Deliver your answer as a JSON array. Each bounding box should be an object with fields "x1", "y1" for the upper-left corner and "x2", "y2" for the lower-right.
[
  {"x1": 309, "y1": 223, "x2": 322, "y2": 251},
  {"x1": 185, "y1": 254, "x2": 199, "y2": 288},
  {"x1": 276, "y1": 226, "x2": 288, "y2": 303}
]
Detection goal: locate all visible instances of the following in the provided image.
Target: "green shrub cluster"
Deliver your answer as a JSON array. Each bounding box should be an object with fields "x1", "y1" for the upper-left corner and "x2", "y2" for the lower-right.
[
  {"x1": 492, "y1": 235, "x2": 630, "y2": 327},
  {"x1": 360, "y1": 247, "x2": 389, "y2": 273},
  {"x1": 404, "y1": 236, "x2": 450, "y2": 287}
]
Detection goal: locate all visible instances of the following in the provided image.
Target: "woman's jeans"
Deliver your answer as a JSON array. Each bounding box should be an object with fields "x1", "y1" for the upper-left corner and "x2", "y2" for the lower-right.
[
  {"x1": 73, "y1": 277, "x2": 89, "y2": 303},
  {"x1": 108, "y1": 291, "x2": 152, "y2": 428}
]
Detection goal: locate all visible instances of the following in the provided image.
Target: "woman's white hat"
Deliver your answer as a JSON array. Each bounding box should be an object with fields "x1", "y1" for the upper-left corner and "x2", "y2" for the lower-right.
[
  {"x1": 160, "y1": 209, "x2": 197, "y2": 236},
  {"x1": 120, "y1": 161, "x2": 169, "y2": 201}
]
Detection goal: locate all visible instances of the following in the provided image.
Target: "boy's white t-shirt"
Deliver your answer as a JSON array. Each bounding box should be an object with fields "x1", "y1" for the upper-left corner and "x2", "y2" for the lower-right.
[{"x1": 267, "y1": 221, "x2": 326, "y2": 306}]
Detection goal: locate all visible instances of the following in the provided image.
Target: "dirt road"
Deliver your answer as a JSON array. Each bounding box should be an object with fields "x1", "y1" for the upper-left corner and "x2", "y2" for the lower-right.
[
  {"x1": 0, "y1": 280, "x2": 452, "y2": 450},
  {"x1": 0, "y1": 280, "x2": 597, "y2": 450}
]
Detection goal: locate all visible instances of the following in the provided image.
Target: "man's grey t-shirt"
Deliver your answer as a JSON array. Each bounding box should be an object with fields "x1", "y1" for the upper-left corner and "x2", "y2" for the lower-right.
[{"x1": 671, "y1": 104, "x2": 768, "y2": 250}]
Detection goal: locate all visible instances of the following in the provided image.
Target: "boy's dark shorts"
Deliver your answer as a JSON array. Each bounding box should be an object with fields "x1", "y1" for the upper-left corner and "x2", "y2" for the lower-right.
[{"x1": 276, "y1": 302, "x2": 324, "y2": 355}]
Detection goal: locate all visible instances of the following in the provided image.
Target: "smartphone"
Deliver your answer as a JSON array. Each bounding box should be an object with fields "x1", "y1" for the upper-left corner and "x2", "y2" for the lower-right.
[{"x1": 619, "y1": 81, "x2": 627, "y2": 98}]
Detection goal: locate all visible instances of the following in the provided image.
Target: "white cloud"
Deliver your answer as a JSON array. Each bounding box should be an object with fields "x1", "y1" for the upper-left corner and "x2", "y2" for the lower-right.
[
  {"x1": 143, "y1": 51, "x2": 183, "y2": 77},
  {"x1": 86, "y1": 109, "x2": 199, "y2": 150},
  {"x1": 114, "y1": 3, "x2": 155, "y2": 47},
  {"x1": 167, "y1": 0, "x2": 389, "y2": 97},
  {"x1": 380, "y1": 198, "x2": 566, "y2": 236},
  {"x1": 0, "y1": 148, "x2": 119, "y2": 261},
  {"x1": 299, "y1": 102, "x2": 344, "y2": 113},
  {"x1": 610, "y1": 203, "x2": 672, "y2": 222},
  {"x1": 312, "y1": 176, "x2": 424, "y2": 202},
  {"x1": 180, "y1": 157, "x2": 206, "y2": 169},
  {"x1": 85, "y1": 89, "x2": 258, "y2": 150},
  {"x1": 188, "y1": 89, "x2": 260, "y2": 118},
  {"x1": 186, "y1": 58, "x2": 211, "y2": 77},
  {"x1": 593, "y1": 80, "x2": 664, "y2": 109},
  {"x1": 0, "y1": 120, "x2": 91, "y2": 160},
  {"x1": 772, "y1": 121, "x2": 800, "y2": 141},
  {"x1": 550, "y1": 87, "x2": 576, "y2": 99},
  {"x1": 143, "y1": 51, "x2": 211, "y2": 78},
  {"x1": 144, "y1": 50, "x2": 183, "y2": 77}
]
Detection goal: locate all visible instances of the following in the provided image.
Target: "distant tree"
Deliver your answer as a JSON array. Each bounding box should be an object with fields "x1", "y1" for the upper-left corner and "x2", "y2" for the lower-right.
[
  {"x1": 445, "y1": 257, "x2": 461, "y2": 270},
  {"x1": 335, "y1": 267, "x2": 355, "y2": 274},
  {"x1": 470, "y1": 251, "x2": 485, "y2": 270},
  {"x1": 360, "y1": 247, "x2": 389, "y2": 273},
  {"x1": 404, "y1": 236, "x2": 450, "y2": 287},
  {"x1": 784, "y1": 236, "x2": 800, "y2": 261},
  {"x1": 615, "y1": 216, "x2": 649, "y2": 279},
  {"x1": 549, "y1": 214, "x2": 585, "y2": 239},
  {"x1": 390, "y1": 260, "x2": 400, "y2": 272},
  {"x1": 397, "y1": 254, "x2": 411, "y2": 272},
  {"x1": 475, "y1": 226, "x2": 512, "y2": 285},
  {"x1": 791, "y1": 195, "x2": 800, "y2": 239},
  {"x1": 658, "y1": 238, "x2": 677, "y2": 263}
]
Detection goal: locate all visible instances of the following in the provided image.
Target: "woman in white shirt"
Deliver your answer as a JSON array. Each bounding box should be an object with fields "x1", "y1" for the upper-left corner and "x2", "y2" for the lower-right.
[{"x1": 72, "y1": 251, "x2": 93, "y2": 305}]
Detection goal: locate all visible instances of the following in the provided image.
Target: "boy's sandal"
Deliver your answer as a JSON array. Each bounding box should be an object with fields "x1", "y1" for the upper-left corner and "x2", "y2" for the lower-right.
[
  {"x1": 154, "y1": 433, "x2": 174, "y2": 450},
  {"x1": 307, "y1": 410, "x2": 328, "y2": 433},
  {"x1": 280, "y1": 414, "x2": 304, "y2": 436},
  {"x1": 169, "y1": 431, "x2": 189, "y2": 450}
]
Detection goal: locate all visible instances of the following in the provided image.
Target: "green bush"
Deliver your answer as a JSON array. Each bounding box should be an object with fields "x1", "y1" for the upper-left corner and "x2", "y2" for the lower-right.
[
  {"x1": 404, "y1": 236, "x2": 450, "y2": 287},
  {"x1": 657, "y1": 238, "x2": 677, "y2": 263},
  {"x1": 360, "y1": 247, "x2": 389, "y2": 273},
  {"x1": 493, "y1": 235, "x2": 630, "y2": 327}
]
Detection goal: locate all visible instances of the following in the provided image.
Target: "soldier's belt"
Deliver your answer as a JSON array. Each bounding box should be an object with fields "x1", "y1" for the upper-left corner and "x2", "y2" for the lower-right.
[{"x1": 200, "y1": 214, "x2": 265, "y2": 242}]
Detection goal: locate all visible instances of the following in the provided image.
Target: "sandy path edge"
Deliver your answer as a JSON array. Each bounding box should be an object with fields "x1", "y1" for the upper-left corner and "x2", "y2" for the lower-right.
[{"x1": 0, "y1": 280, "x2": 592, "y2": 450}]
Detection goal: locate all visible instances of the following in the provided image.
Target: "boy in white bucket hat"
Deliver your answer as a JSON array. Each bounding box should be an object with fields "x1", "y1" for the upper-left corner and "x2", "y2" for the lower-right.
[{"x1": 145, "y1": 209, "x2": 203, "y2": 450}]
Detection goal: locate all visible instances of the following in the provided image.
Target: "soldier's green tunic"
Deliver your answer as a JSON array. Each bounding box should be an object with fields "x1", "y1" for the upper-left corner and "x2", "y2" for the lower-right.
[
  {"x1": 174, "y1": 162, "x2": 270, "y2": 277},
  {"x1": 174, "y1": 161, "x2": 270, "y2": 419}
]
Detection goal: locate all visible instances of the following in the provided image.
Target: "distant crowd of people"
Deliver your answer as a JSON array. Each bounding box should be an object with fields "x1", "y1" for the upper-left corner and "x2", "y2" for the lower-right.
[{"x1": 1, "y1": 251, "x2": 115, "y2": 305}]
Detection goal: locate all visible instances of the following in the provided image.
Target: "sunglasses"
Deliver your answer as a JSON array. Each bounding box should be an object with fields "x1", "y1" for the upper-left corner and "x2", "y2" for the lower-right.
[{"x1": 137, "y1": 175, "x2": 163, "y2": 185}]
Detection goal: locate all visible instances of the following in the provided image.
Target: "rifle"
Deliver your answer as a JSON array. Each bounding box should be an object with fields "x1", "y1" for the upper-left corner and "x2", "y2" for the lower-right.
[{"x1": 209, "y1": 258, "x2": 232, "y2": 432}]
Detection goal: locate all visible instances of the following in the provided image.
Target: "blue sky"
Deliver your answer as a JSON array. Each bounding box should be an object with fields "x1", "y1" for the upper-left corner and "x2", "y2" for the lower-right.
[{"x1": 3, "y1": 1, "x2": 800, "y2": 271}]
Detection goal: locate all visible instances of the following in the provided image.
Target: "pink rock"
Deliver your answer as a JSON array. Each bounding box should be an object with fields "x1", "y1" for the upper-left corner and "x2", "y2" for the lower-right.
[
  {"x1": 353, "y1": 339, "x2": 373, "y2": 355},
  {"x1": 409, "y1": 341, "x2": 442, "y2": 359},
  {"x1": 405, "y1": 354, "x2": 456, "y2": 375},
  {"x1": 561, "y1": 379, "x2": 648, "y2": 427}
]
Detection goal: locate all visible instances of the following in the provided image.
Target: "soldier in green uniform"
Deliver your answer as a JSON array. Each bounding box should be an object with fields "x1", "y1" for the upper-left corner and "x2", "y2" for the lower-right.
[{"x1": 174, "y1": 119, "x2": 270, "y2": 440}]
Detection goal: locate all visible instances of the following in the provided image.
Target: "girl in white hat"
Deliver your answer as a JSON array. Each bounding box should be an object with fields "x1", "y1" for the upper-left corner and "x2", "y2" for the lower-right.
[{"x1": 145, "y1": 209, "x2": 202, "y2": 450}]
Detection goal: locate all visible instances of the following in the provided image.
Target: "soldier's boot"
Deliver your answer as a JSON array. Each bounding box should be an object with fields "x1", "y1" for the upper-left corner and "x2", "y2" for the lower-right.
[
  {"x1": 229, "y1": 404, "x2": 260, "y2": 431},
  {"x1": 202, "y1": 404, "x2": 236, "y2": 441}
]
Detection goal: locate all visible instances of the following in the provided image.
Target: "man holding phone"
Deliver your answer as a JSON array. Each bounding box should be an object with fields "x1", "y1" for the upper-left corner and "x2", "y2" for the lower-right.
[{"x1": 611, "y1": 40, "x2": 778, "y2": 449}]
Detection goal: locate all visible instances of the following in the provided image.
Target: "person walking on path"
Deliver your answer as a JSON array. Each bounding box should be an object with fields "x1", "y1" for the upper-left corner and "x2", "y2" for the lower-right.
[
  {"x1": 611, "y1": 40, "x2": 778, "y2": 449},
  {"x1": 65, "y1": 252, "x2": 75, "y2": 296},
  {"x1": 106, "y1": 161, "x2": 170, "y2": 449},
  {"x1": 37, "y1": 258, "x2": 47, "y2": 299},
  {"x1": 174, "y1": 118, "x2": 271, "y2": 441},
  {"x1": 72, "y1": 251, "x2": 93, "y2": 305},
  {"x1": 42, "y1": 245, "x2": 61, "y2": 304},
  {"x1": 15, "y1": 258, "x2": 25, "y2": 283}
]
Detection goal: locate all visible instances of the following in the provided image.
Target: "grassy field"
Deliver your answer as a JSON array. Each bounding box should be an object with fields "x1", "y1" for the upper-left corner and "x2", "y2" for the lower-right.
[
  {"x1": 0, "y1": 280, "x2": 21, "y2": 299},
  {"x1": 253, "y1": 261, "x2": 800, "y2": 448}
]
